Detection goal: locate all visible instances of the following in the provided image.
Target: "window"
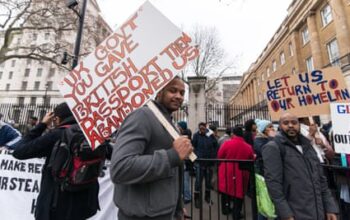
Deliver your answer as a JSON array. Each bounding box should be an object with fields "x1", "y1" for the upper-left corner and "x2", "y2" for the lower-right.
[
  {"x1": 21, "y1": 81, "x2": 28, "y2": 90},
  {"x1": 33, "y1": 33, "x2": 37, "y2": 41},
  {"x1": 37, "y1": 68, "x2": 43, "y2": 77},
  {"x1": 27, "y1": 59, "x2": 32, "y2": 65},
  {"x1": 17, "y1": 97, "x2": 25, "y2": 105},
  {"x1": 261, "y1": 73, "x2": 265, "y2": 81},
  {"x1": 30, "y1": 97, "x2": 37, "y2": 105},
  {"x1": 39, "y1": 60, "x2": 44, "y2": 65},
  {"x1": 267, "y1": 67, "x2": 270, "y2": 77},
  {"x1": 17, "y1": 37, "x2": 21, "y2": 44},
  {"x1": 327, "y1": 39, "x2": 340, "y2": 65},
  {"x1": 272, "y1": 60, "x2": 277, "y2": 72},
  {"x1": 321, "y1": 4, "x2": 332, "y2": 26},
  {"x1": 302, "y1": 26, "x2": 310, "y2": 45},
  {"x1": 48, "y1": 68, "x2": 55, "y2": 77},
  {"x1": 306, "y1": 57, "x2": 314, "y2": 73},
  {"x1": 0, "y1": 71, "x2": 2, "y2": 79},
  {"x1": 8, "y1": 71, "x2": 13, "y2": 79},
  {"x1": 34, "y1": 81, "x2": 40, "y2": 90},
  {"x1": 24, "y1": 68, "x2": 30, "y2": 77},
  {"x1": 280, "y1": 52, "x2": 286, "y2": 65},
  {"x1": 289, "y1": 43, "x2": 294, "y2": 56},
  {"x1": 11, "y1": 60, "x2": 16, "y2": 67},
  {"x1": 44, "y1": 32, "x2": 50, "y2": 40},
  {"x1": 46, "y1": 81, "x2": 53, "y2": 90},
  {"x1": 6, "y1": 84, "x2": 10, "y2": 91}
]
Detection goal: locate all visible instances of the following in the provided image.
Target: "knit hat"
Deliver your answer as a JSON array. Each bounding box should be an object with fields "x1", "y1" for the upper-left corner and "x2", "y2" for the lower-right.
[
  {"x1": 177, "y1": 121, "x2": 187, "y2": 130},
  {"x1": 54, "y1": 102, "x2": 73, "y2": 120},
  {"x1": 255, "y1": 119, "x2": 272, "y2": 133}
]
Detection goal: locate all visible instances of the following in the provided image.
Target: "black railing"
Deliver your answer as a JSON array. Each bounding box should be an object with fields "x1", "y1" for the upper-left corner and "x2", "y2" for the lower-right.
[
  {"x1": 206, "y1": 101, "x2": 269, "y2": 128},
  {"x1": 0, "y1": 103, "x2": 58, "y2": 133},
  {"x1": 324, "y1": 53, "x2": 350, "y2": 69},
  {"x1": 183, "y1": 159, "x2": 257, "y2": 220}
]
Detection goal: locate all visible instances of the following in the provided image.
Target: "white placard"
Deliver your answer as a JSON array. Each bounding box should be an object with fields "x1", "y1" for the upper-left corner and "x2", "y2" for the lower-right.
[
  {"x1": 58, "y1": 1, "x2": 198, "y2": 149},
  {"x1": 330, "y1": 103, "x2": 350, "y2": 154}
]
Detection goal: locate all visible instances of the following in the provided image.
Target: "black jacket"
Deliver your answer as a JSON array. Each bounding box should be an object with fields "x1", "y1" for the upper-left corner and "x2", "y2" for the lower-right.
[
  {"x1": 13, "y1": 116, "x2": 99, "y2": 220},
  {"x1": 262, "y1": 132, "x2": 338, "y2": 220}
]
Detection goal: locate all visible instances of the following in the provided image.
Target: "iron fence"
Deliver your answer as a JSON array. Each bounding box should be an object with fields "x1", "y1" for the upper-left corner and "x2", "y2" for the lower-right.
[
  {"x1": 206, "y1": 101, "x2": 270, "y2": 128},
  {"x1": 0, "y1": 103, "x2": 57, "y2": 134},
  {"x1": 183, "y1": 159, "x2": 257, "y2": 220}
]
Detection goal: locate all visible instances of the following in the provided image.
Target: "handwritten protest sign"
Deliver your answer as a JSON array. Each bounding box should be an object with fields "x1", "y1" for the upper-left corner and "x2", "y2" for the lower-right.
[
  {"x1": 264, "y1": 67, "x2": 350, "y2": 120},
  {"x1": 0, "y1": 149, "x2": 43, "y2": 219},
  {"x1": 58, "y1": 1, "x2": 199, "y2": 149},
  {"x1": 330, "y1": 103, "x2": 350, "y2": 154}
]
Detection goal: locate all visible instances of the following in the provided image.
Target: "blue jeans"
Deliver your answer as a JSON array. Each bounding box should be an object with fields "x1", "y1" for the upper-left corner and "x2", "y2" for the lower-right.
[{"x1": 183, "y1": 170, "x2": 191, "y2": 202}]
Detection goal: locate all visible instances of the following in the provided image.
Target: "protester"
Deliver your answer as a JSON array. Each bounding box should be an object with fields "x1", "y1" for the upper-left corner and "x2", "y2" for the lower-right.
[
  {"x1": 177, "y1": 121, "x2": 193, "y2": 204},
  {"x1": 218, "y1": 127, "x2": 232, "y2": 147},
  {"x1": 262, "y1": 112, "x2": 338, "y2": 220},
  {"x1": 0, "y1": 116, "x2": 22, "y2": 149},
  {"x1": 253, "y1": 119, "x2": 276, "y2": 175},
  {"x1": 110, "y1": 77, "x2": 193, "y2": 220},
  {"x1": 243, "y1": 119, "x2": 257, "y2": 147},
  {"x1": 192, "y1": 122, "x2": 218, "y2": 208},
  {"x1": 218, "y1": 125, "x2": 254, "y2": 219},
  {"x1": 24, "y1": 116, "x2": 38, "y2": 135},
  {"x1": 299, "y1": 117, "x2": 335, "y2": 163},
  {"x1": 13, "y1": 103, "x2": 101, "y2": 220}
]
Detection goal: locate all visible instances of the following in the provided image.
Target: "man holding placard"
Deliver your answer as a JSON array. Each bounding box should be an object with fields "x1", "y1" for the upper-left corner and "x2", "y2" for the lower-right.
[{"x1": 110, "y1": 76, "x2": 193, "y2": 220}]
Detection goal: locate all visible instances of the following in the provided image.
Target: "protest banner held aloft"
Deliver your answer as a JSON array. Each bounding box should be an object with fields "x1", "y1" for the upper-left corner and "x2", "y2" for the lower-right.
[
  {"x1": 58, "y1": 1, "x2": 199, "y2": 149},
  {"x1": 264, "y1": 67, "x2": 350, "y2": 121}
]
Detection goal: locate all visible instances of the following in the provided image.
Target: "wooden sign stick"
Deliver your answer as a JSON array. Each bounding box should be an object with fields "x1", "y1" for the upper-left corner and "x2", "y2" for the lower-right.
[{"x1": 147, "y1": 101, "x2": 197, "y2": 162}]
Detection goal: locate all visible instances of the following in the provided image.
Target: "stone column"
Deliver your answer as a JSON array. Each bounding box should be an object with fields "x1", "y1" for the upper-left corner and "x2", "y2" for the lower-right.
[
  {"x1": 330, "y1": 0, "x2": 350, "y2": 55},
  {"x1": 188, "y1": 76, "x2": 207, "y2": 132},
  {"x1": 290, "y1": 31, "x2": 302, "y2": 73},
  {"x1": 307, "y1": 11, "x2": 324, "y2": 69}
]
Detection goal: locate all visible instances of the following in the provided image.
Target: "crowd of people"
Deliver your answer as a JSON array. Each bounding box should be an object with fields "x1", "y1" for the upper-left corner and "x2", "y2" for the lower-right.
[{"x1": 0, "y1": 76, "x2": 349, "y2": 220}]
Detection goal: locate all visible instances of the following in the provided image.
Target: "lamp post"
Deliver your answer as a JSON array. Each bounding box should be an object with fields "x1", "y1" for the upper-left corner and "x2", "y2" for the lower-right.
[
  {"x1": 66, "y1": 0, "x2": 88, "y2": 69},
  {"x1": 43, "y1": 82, "x2": 49, "y2": 107}
]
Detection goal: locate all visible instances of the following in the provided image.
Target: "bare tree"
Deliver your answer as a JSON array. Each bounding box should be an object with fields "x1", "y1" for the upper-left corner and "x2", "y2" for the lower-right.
[
  {"x1": 183, "y1": 25, "x2": 237, "y2": 94},
  {"x1": 0, "y1": 0, "x2": 107, "y2": 69}
]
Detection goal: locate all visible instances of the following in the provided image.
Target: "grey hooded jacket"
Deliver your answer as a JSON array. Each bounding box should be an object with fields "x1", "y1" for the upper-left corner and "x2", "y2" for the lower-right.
[{"x1": 262, "y1": 132, "x2": 338, "y2": 220}]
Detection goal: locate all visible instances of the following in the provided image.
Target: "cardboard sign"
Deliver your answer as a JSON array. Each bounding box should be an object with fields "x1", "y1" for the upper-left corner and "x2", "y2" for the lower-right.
[
  {"x1": 264, "y1": 67, "x2": 350, "y2": 121},
  {"x1": 58, "y1": 1, "x2": 198, "y2": 149},
  {"x1": 330, "y1": 103, "x2": 350, "y2": 154}
]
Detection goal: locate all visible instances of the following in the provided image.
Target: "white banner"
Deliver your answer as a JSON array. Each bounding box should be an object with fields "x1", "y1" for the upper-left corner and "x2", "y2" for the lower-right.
[
  {"x1": 0, "y1": 149, "x2": 118, "y2": 220},
  {"x1": 330, "y1": 103, "x2": 350, "y2": 154},
  {"x1": 0, "y1": 149, "x2": 43, "y2": 219},
  {"x1": 58, "y1": 1, "x2": 198, "y2": 149}
]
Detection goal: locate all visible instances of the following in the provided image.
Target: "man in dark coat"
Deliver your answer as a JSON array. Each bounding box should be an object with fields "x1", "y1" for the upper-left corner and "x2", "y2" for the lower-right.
[
  {"x1": 13, "y1": 103, "x2": 100, "y2": 220},
  {"x1": 262, "y1": 113, "x2": 338, "y2": 220}
]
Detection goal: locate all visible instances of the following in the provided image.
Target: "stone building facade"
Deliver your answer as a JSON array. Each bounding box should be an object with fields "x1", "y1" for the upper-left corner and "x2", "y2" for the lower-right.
[{"x1": 230, "y1": 0, "x2": 350, "y2": 112}]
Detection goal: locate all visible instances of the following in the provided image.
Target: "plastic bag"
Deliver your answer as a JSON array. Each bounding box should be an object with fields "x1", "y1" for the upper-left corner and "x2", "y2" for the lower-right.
[{"x1": 255, "y1": 174, "x2": 277, "y2": 218}]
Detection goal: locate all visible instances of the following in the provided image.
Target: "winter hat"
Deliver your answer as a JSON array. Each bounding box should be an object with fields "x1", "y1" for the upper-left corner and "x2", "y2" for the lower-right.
[
  {"x1": 177, "y1": 121, "x2": 187, "y2": 130},
  {"x1": 255, "y1": 119, "x2": 272, "y2": 133},
  {"x1": 54, "y1": 102, "x2": 73, "y2": 120}
]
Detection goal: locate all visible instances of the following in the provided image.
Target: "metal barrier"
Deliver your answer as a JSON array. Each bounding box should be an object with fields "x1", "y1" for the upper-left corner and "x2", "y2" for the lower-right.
[
  {"x1": 322, "y1": 164, "x2": 350, "y2": 220},
  {"x1": 183, "y1": 159, "x2": 257, "y2": 220}
]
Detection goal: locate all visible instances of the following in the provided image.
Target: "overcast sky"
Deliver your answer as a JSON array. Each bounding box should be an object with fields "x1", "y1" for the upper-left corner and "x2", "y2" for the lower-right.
[{"x1": 97, "y1": 0, "x2": 292, "y2": 74}]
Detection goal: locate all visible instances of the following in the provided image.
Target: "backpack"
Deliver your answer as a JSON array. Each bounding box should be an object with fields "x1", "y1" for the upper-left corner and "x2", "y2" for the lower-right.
[{"x1": 49, "y1": 124, "x2": 107, "y2": 192}]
